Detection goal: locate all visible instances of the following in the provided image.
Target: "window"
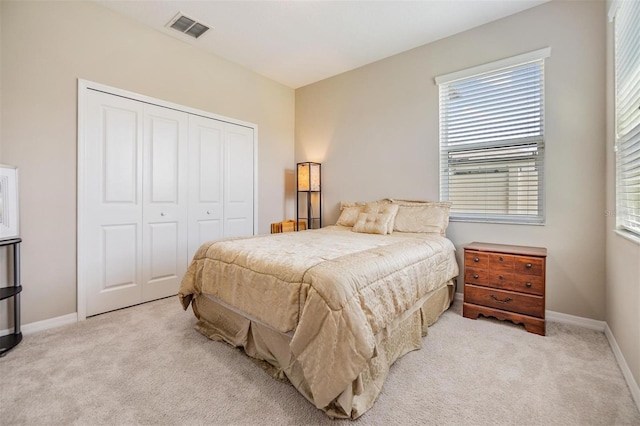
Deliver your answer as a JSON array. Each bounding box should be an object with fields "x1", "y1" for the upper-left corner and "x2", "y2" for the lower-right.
[
  {"x1": 611, "y1": 0, "x2": 640, "y2": 237},
  {"x1": 436, "y1": 48, "x2": 550, "y2": 224}
]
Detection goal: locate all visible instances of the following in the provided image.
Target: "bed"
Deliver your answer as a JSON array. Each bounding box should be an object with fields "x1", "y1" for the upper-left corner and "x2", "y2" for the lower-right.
[{"x1": 179, "y1": 199, "x2": 459, "y2": 419}]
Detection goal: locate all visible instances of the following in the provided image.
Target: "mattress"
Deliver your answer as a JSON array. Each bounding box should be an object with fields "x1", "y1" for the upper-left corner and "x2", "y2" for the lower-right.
[{"x1": 179, "y1": 226, "x2": 459, "y2": 418}]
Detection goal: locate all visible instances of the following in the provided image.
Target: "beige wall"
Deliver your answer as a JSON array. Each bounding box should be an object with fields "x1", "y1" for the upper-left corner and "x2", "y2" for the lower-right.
[
  {"x1": 296, "y1": 0, "x2": 606, "y2": 319},
  {"x1": 0, "y1": 0, "x2": 295, "y2": 327},
  {"x1": 605, "y1": 0, "x2": 640, "y2": 396}
]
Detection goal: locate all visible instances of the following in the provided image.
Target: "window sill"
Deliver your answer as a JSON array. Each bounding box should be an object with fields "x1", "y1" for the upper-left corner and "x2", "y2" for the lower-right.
[
  {"x1": 614, "y1": 229, "x2": 640, "y2": 245},
  {"x1": 449, "y1": 217, "x2": 545, "y2": 226}
]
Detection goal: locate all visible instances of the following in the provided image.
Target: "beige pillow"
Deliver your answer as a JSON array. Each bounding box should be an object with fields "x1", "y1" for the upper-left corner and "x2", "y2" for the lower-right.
[
  {"x1": 352, "y1": 212, "x2": 393, "y2": 235},
  {"x1": 336, "y1": 199, "x2": 392, "y2": 227},
  {"x1": 363, "y1": 202, "x2": 399, "y2": 234},
  {"x1": 336, "y1": 205, "x2": 364, "y2": 227},
  {"x1": 393, "y1": 202, "x2": 451, "y2": 235},
  {"x1": 340, "y1": 201, "x2": 366, "y2": 210}
]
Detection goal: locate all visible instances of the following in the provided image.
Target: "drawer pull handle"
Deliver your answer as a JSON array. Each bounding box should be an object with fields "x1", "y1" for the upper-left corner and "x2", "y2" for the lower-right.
[
  {"x1": 499, "y1": 256, "x2": 504, "y2": 262},
  {"x1": 525, "y1": 282, "x2": 532, "y2": 288},
  {"x1": 526, "y1": 263, "x2": 532, "y2": 269},
  {"x1": 474, "y1": 257, "x2": 479, "y2": 262},
  {"x1": 490, "y1": 294, "x2": 512, "y2": 304},
  {"x1": 499, "y1": 275, "x2": 504, "y2": 280},
  {"x1": 473, "y1": 274, "x2": 479, "y2": 279}
]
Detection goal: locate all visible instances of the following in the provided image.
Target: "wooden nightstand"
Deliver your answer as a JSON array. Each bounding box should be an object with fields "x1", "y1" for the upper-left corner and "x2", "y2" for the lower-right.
[{"x1": 462, "y1": 242, "x2": 547, "y2": 335}]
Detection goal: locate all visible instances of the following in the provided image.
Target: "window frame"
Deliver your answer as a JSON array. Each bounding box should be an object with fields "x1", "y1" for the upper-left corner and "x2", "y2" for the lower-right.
[
  {"x1": 610, "y1": 0, "x2": 640, "y2": 240},
  {"x1": 435, "y1": 48, "x2": 551, "y2": 225}
]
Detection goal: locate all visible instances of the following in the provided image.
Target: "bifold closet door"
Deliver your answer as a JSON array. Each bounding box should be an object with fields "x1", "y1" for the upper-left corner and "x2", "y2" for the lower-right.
[
  {"x1": 84, "y1": 91, "x2": 144, "y2": 316},
  {"x1": 141, "y1": 104, "x2": 188, "y2": 302},
  {"x1": 224, "y1": 123, "x2": 255, "y2": 238},
  {"x1": 83, "y1": 90, "x2": 188, "y2": 315},
  {"x1": 187, "y1": 118, "x2": 254, "y2": 259},
  {"x1": 82, "y1": 87, "x2": 255, "y2": 316},
  {"x1": 187, "y1": 115, "x2": 224, "y2": 262}
]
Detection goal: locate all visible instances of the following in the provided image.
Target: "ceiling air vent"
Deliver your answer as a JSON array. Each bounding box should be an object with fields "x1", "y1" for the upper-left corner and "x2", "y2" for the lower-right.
[{"x1": 167, "y1": 12, "x2": 210, "y2": 39}]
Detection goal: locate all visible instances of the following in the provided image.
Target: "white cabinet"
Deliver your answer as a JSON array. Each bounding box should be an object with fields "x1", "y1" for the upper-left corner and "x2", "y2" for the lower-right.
[{"x1": 80, "y1": 88, "x2": 255, "y2": 317}]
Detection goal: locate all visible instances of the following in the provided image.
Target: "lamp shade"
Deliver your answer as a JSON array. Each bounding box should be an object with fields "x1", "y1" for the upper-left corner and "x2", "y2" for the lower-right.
[{"x1": 297, "y1": 162, "x2": 321, "y2": 192}]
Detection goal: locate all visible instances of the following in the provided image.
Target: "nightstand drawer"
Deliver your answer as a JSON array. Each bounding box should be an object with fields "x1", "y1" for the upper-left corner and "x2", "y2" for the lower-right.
[
  {"x1": 464, "y1": 284, "x2": 544, "y2": 317},
  {"x1": 514, "y1": 256, "x2": 544, "y2": 276},
  {"x1": 465, "y1": 251, "x2": 488, "y2": 269},
  {"x1": 465, "y1": 268, "x2": 489, "y2": 285},
  {"x1": 488, "y1": 253, "x2": 514, "y2": 271},
  {"x1": 489, "y1": 272, "x2": 544, "y2": 296}
]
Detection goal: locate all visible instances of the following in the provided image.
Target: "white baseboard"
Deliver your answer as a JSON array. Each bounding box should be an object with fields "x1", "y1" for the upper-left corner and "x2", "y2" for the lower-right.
[
  {"x1": 0, "y1": 312, "x2": 77, "y2": 337},
  {"x1": 605, "y1": 324, "x2": 640, "y2": 412},
  {"x1": 545, "y1": 310, "x2": 606, "y2": 331}
]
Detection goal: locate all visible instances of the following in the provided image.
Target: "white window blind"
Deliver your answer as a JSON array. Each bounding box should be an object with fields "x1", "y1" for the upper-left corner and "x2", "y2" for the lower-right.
[
  {"x1": 436, "y1": 49, "x2": 549, "y2": 224},
  {"x1": 613, "y1": 0, "x2": 640, "y2": 237}
]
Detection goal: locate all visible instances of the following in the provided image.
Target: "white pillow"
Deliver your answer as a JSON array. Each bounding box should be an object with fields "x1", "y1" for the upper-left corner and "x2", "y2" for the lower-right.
[
  {"x1": 363, "y1": 202, "x2": 399, "y2": 234},
  {"x1": 336, "y1": 205, "x2": 364, "y2": 227},
  {"x1": 392, "y1": 201, "x2": 451, "y2": 235},
  {"x1": 352, "y1": 212, "x2": 393, "y2": 235}
]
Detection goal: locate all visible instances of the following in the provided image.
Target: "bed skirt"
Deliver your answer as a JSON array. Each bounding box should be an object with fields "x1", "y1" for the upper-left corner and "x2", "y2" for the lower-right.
[{"x1": 190, "y1": 279, "x2": 455, "y2": 419}]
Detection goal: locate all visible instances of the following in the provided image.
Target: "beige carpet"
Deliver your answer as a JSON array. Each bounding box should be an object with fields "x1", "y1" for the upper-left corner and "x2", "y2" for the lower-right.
[{"x1": 1, "y1": 296, "x2": 638, "y2": 425}]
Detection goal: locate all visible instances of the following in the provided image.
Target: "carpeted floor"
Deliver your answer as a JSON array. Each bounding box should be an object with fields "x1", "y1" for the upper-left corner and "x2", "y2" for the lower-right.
[{"x1": 1, "y1": 296, "x2": 638, "y2": 425}]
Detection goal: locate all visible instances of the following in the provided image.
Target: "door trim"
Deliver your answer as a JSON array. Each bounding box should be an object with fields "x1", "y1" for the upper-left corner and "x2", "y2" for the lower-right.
[{"x1": 77, "y1": 79, "x2": 259, "y2": 320}]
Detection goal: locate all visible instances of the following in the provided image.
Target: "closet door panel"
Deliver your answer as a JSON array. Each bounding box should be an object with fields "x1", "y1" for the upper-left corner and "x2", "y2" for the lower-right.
[
  {"x1": 188, "y1": 115, "x2": 224, "y2": 261},
  {"x1": 103, "y1": 109, "x2": 138, "y2": 204},
  {"x1": 142, "y1": 104, "x2": 188, "y2": 302},
  {"x1": 84, "y1": 91, "x2": 144, "y2": 316},
  {"x1": 149, "y1": 222, "x2": 179, "y2": 280},
  {"x1": 102, "y1": 224, "x2": 138, "y2": 290},
  {"x1": 224, "y1": 124, "x2": 255, "y2": 238}
]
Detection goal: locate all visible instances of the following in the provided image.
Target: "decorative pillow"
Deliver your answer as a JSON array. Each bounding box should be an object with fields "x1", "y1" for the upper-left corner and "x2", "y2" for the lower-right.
[
  {"x1": 352, "y1": 212, "x2": 393, "y2": 235},
  {"x1": 392, "y1": 201, "x2": 452, "y2": 235},
  {"x1": 336, "y1": 199, "x2": 392, "y2": 227},
  {"x1": 363, "y1": 202, "x2": 399, "y2": 234},
  {"x1": 336, "y1": 205, "x2": 365, "y2": 227}
]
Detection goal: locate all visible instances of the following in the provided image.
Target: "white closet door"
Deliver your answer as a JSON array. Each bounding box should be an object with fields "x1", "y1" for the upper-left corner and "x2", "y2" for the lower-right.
[
  {"x1": 141, "y1": 104, "x2": 189, "y2": 302},
  {"x1": 224, "y1": 123, "x2": 255, "y2": 238},
  {"x1": 187, "y1": 115, "x2": 224, "y2": 261},
  {"x1": 84, "y1": 91, "x2": 144, "y2": 316},
  {"x1": 79, "y1": 81, "x2": 257, "y2": 319}
]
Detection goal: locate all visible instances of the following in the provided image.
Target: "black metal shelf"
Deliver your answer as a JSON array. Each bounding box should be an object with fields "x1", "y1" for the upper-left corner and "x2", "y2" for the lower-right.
[
  {"x1": 0, "y1": 237, "x2": 21, "y2": 357},
  {"x1": 0, "y1": 332, "x2": 22, "y2": 357},
  {"x1": 0, "y1": 285, "x2": 22, "y2": 301}
]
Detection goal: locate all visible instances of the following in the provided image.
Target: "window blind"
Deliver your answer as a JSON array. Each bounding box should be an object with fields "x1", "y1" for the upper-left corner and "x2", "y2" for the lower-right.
[
  {"x1": 614, "y1": 0, "x2": 640, "y2": 236},
  {"x1": 437, "y1": 51, "x2": 548, "y2": 224}
]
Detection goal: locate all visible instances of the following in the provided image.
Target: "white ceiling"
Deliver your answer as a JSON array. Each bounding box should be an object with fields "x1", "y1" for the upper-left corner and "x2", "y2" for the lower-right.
[{"x1": 97, "y1": 0, "x2": 550, "y2": 89}]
